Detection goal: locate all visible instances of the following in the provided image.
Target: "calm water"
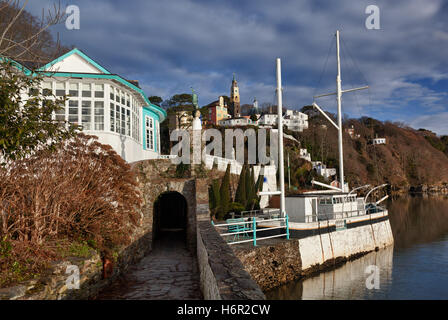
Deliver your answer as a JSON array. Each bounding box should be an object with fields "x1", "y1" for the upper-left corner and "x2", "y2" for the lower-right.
[{"x1": 266, "y1": 194, "x2": 448, "y2": 300}]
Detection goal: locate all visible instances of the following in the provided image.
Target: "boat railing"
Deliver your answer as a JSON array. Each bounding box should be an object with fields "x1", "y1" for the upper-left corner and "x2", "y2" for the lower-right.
[
  {"x1": 304, "y1": 206, "x2": 386, "y2": 222},
  {"x1": 212, "y1": 215, "x2": 289, "y2": 246}
]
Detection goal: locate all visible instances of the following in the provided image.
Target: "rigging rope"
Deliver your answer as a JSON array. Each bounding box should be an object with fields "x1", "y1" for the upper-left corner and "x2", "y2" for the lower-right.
[
  {"x1": 341, "y1": 36, "x2": 373, "y2": 111},
  {"x1": 339, "y1": 35, "x2": 381, "y2": 185},
  {"x1": 313, "y1": 35, "x2": 335, "y2": 101}
]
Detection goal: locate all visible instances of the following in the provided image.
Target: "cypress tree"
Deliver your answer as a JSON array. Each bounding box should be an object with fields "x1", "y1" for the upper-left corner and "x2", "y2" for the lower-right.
[
  {"x1": 235, "y1": 165, "x2": 247, "y2": 206},
  {"x1": 219, "y1": 164, "x2": 231, "y2": 219},
  {"x1": 245, "y1": 167, "x2": 254, "y2": 210},
  {"x1": 210, "y1": 179, "x2": 221, "y2": 216}
]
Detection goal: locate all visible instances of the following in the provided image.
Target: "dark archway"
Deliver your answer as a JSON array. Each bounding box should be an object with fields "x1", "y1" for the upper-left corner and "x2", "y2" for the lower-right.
[{"x1": 153, "y1": 191, "x2": 188, "y2": 244}]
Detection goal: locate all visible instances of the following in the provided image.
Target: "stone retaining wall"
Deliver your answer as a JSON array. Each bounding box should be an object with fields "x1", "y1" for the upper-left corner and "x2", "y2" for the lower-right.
[
  {"x1": 298, "y1": 219, "x2": 394, "y2": 270},
  {"x1": 0, "y1": 226, "x2": 155, "y2": 300},
  {"x1": 196, "y1": 221, "x2": 265, "y2": 300},
  {"x1": 0, "y1": 253, "x2": 103, "y2": 300},
  {"x1": 233, "y1": 240, "x2": 302, "y2": 292},
  {"x1": 195, "y1": 177, "x2": 265, "y2": 300}
]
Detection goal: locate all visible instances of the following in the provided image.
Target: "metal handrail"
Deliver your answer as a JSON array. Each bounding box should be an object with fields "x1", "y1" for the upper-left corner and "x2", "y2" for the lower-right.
[{"x1": 213, "y1": 216, "x2": 289, "y2": 246}]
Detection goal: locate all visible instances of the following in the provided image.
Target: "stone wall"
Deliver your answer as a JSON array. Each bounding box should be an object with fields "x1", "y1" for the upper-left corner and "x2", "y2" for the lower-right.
[
  {"x1": 133, "y1": 160, "x2": 198, "y2": 251},
  {"x1": 233, "y1": 240, "x2": 302, "y2": 292},
  {"x1": 196, "y1": 221, "x2": 266, "y2": 300},
  {"x1": 1, "y1": 227, "x2": 153, "y2": 300},
  {"x1": 195, "y1": 177, "x2": 266, "y2": 300},
  {"x1": 0, "y1": 253, "x2": 102, "y2": 300},
  {"x1": 195, "y1": 176, "x2": 265, "y2": 299},
  {"x1": 298, "y1": 219, "x2": 394, "y2": 270}
]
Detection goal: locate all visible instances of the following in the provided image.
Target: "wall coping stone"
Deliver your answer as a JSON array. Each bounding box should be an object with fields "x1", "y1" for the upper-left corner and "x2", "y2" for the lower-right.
[{"x1": 197, "y1": 220, "x2": 265, "y2": 300}]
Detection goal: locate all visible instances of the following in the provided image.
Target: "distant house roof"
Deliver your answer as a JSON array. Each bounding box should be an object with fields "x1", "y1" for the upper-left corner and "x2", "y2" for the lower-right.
[
  {"x1": 205, "y1": 100, "x2": 219, "y2": 107},
  {"x1": 205, "y1": 100, "x2": 228, "y2": 108}
]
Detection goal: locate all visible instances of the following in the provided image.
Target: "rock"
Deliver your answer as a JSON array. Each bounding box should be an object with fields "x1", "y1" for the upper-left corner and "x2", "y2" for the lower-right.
[
  {"x1": 0, "y1": 285, "x2": 27, "y2": 300},
  {"x1": 233, "y1": 239, "x2": 302, "y2": 291}
]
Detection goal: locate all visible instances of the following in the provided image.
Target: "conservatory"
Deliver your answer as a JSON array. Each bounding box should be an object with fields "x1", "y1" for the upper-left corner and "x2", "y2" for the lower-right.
[{"x1": 19, "y1": 48, "x2": 166, "y2": 162}]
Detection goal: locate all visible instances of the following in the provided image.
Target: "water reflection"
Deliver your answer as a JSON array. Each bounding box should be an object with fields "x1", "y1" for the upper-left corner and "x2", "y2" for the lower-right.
[
  {"x1": 266, "y1": 246, "x2": 394, "y2": 300},
  {"x1": 387, "y1": 194, "x2": 448, "y2": 249}
]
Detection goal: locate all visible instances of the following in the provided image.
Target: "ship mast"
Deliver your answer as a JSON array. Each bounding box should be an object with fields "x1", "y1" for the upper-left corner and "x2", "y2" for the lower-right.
[
  {"x1": 312, "y1": 30, "x2": 368, "y2": 192},
  {"x1": 335, "y1": 30, "x2": 345, "y2": 192},
  {"x1": 257, "y1": 58, "x2": 286, "y2": 217},
  {"x1": 277, "y1": 58, "x2": 286, "y2": 217}
]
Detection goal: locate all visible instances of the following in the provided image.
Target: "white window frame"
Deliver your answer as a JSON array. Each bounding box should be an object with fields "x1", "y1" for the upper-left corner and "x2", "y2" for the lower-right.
[{"x1": 145, "y1": 116, "x2": 154, "y2": 151}]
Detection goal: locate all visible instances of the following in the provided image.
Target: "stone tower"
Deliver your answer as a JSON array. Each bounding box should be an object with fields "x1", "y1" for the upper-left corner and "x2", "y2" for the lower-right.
[{"x1": 230, "y1": 73, "x2": 240, "y2": 118}]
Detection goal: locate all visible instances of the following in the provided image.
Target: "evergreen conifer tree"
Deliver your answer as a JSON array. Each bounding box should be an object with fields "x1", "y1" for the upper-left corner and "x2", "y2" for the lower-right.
[
  {"x1": 235, "y1": 165, "x2": 247, "y2": 206},
  {"x1": 219, "y1": 164, "x2": 231, "y2": 219},
  {"x1": 209, "y1": 179, "x2": 221, "y2": 217}
]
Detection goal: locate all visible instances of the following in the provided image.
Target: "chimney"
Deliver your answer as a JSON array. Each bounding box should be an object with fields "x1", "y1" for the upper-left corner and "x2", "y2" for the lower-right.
[{"x1": 128, "y1": 80, "x2": 140, "y2": 88}]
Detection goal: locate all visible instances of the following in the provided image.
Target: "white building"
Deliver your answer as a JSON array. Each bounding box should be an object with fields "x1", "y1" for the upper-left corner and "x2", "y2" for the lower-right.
[
  {"x1": 372, "y1": 137, "x2": 386, "y2": 145},
  {"x1": 299, "y1": 148, "x2": 311, "y2": 162},
  {"x1": 311, "y1": 161, "x2": 337, "y2": 179},
  {"x1": 258, "y1": 114, "x2": 278, "y2": 127},
  {"x1": 283, "y1": 110, "x2": 309, "y2": 132},
  {"x1": 345, "y1": 125, "x2": 360, "y2": 139},
  {"x1": 258, "y1": 110, "x2": 308, "y2": 132},
  {"x1": 218, "y1": 117, "x2": 257, "y2": 126},
  {"x1": 16, "y1": 48, "x2": 166, "y2": 162}
]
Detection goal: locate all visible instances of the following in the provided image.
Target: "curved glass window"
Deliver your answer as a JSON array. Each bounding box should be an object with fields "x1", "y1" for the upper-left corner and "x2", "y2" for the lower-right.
[
  {"x1": 44, "y1": 80, "x2": 142, "y2": 142},
  {"x1": 109, "y1": 85, "x2": 140, "y2": 142}
]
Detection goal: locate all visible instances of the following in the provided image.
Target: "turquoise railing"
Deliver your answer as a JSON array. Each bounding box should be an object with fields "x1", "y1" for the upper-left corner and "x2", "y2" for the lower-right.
[{"x1": 212, "y1": 215, "x2": 289, "y2": 246}]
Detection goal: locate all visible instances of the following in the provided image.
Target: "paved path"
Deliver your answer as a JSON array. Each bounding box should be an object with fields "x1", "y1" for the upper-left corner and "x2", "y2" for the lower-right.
[{"x1": 95, "y1": 231, "x2": 202, "y2": 300}]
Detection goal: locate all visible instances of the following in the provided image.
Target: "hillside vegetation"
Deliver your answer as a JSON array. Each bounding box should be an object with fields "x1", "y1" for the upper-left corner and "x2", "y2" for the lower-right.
[{"x1": 288, "y1": 111, "x2": 448, "y2": 192}]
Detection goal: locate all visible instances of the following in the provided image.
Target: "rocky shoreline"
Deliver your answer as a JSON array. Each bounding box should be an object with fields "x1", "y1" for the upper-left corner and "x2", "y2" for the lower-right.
[
  {"x1": 407, "y1": 184, "x2": 448, "y2": 194},
  {"x1": 378, "y1": 183, "x2": 448, "y2": 196}
]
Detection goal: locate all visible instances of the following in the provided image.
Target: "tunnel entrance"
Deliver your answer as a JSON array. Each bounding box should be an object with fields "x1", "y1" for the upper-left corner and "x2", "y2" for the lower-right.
[{"x1": 153, "y1": 191, "x2": 188, "y2": 244}]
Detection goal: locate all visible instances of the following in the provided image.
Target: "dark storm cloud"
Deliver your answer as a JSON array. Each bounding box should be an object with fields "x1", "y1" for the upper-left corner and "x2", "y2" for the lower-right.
[{"x1": 26, "y1": 0, "x2": 448, "y2": 134}]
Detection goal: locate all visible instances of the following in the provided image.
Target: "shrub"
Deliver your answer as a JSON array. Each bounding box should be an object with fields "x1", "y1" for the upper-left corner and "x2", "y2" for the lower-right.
[
  {"x1": 175, "y1": 163, "x2": 190, "y2": 178},
  {"x1": 229, "y1": 202, "x2": 245, "y2": 216},
  {"x1": 0, "y1": 61, "x2": 79, "y2": 162},
  {"x1": 0, "y1": 134, "x2": 142, "y2": 287}
]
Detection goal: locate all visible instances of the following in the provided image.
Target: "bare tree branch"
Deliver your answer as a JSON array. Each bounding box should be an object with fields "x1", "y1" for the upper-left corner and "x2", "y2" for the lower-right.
[{"x1": 0, "y1": 0, "x2": 67, "y2": 66}]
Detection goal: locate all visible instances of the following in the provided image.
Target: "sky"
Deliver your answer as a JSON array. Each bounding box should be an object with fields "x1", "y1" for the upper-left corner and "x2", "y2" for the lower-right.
[{"x1": 26, "y1": 0, "x2": 448, "y2": 135}]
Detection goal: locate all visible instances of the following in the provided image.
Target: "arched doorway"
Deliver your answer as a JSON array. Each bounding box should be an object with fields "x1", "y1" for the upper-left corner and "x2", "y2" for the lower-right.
[{"x1": 153, "y1": 191, "x2": 188, "y2": 244}]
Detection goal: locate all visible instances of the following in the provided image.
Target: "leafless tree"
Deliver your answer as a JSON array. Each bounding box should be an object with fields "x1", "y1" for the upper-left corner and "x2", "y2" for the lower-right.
[{"x1": 0, "y1": 0, "x2": 67, "y2": 65}]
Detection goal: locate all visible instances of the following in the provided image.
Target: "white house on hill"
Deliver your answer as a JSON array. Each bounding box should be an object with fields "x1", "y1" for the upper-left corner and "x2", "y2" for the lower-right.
[
  {"x1": 311, "y1": 161, "x2": 337, "y2": 179},
  {"x1": 372, "y1": 137, "x2": 386, "y2": 145},
  {"x1": 258, "y1": 110, "x2": 308, "y2": 132}
]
